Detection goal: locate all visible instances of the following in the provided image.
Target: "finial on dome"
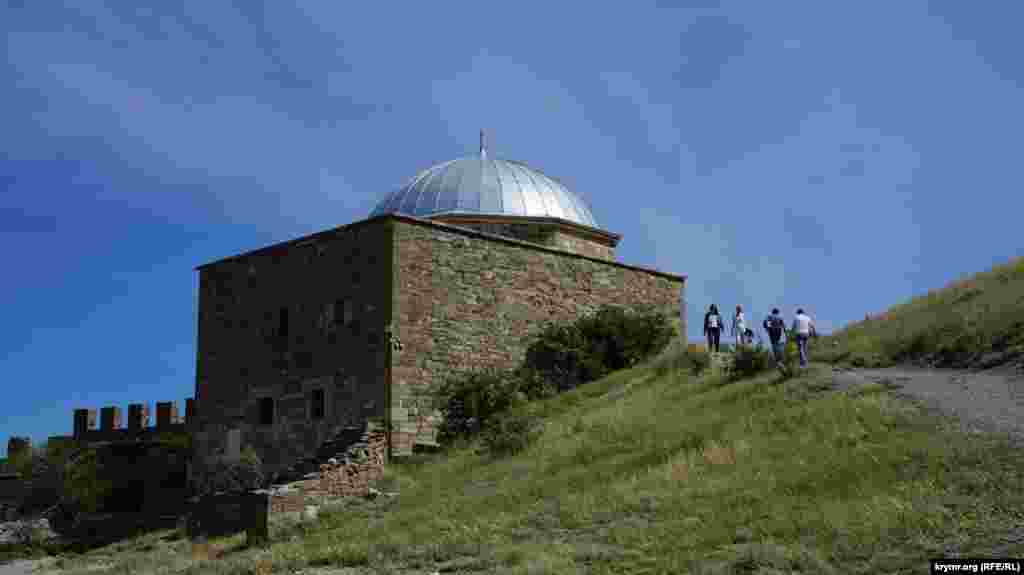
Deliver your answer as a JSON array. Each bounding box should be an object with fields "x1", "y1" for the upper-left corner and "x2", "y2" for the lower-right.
[{"x1": 479, "y1": 129, "x2": 487, "y2": 159}]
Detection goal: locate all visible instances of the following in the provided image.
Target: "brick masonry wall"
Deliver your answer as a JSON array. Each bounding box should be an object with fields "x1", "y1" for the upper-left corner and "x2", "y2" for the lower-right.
[
  {"x1": 389, "y1": 217, "x2": 685, "y2": 453},
  {"x1": 193, "y1": 219, "x2": 394, "y2": 475}
]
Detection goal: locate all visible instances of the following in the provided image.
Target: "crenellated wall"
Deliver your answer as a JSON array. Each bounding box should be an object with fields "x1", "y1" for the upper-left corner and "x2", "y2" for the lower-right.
[{"x1": 70, "y1": 399, "x2": 194, "y2": 441}]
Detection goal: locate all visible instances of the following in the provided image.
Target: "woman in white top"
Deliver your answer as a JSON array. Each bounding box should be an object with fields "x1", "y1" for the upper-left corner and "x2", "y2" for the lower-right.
[{"x1": 732, "y1": 305, "x2": 747, "y2": 347}]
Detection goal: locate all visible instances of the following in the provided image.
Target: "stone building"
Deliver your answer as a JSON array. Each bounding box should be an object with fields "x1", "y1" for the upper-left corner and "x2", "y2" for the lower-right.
[{"x1": 192, "y1": 134, "x2": 686, "y2": 476}]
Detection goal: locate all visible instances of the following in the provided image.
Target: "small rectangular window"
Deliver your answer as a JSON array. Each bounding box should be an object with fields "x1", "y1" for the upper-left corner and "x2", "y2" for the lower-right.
[
  {"x1": 278, "y1": 307, "x2": 289, "y2": 338},
  {"x1": 311, "y1": 389, "x2": 325, "y2": 420},
  {"x1": 259, "y1": 397, "x2": 275, "y2": 425},
  {"x1": 320, "y1": 302, "x2": 335, "y2": 333},
  {"x1": 335, "y1": 299, "x2": 353, "y2": 326}
]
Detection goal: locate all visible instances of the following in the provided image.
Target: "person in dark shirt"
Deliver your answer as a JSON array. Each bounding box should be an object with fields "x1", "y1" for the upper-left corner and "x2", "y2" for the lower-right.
[
  {"x1": 763, "y1": 308, "x2": 787, "y2": 366},
  {"x1": 704, "y1": 304, "x2": 723, "y2": 353}
]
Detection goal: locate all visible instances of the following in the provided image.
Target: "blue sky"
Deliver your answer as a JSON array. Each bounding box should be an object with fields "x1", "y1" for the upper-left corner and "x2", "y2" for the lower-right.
[{"x1": 3, "y1": 1, "x2": 1022, "y2": 455}]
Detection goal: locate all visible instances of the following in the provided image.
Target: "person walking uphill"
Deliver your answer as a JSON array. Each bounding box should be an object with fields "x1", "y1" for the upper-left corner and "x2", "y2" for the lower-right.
[
  {"x1": 763, "y1": 308, "x2": 787, "y2": 366},
  {"x1": 791, "y1": 308, "x2": 817, "y2": 368},
  {"x1": 704, "y1": 304, "x2": 723, "y2": 353},
  {"x1": 732, "y1": 305, "x2": 748, "y2": 348}
]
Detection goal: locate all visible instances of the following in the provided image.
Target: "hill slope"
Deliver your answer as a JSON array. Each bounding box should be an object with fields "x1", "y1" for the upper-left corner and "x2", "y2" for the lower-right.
[
  {"x1": 816, "y1": 256, "x2": 1024, "y2": 370},
  {"x1": 43, "y1": 357, "x2": 1024, "y2": 574}
]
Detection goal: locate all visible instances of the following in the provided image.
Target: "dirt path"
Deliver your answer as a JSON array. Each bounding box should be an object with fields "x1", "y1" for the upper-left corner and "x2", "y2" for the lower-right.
[
  {"x1": 830, "y1": 364, "x2": 1024, "y2": 444},
  {"x1": 830, "y1": 363, "x2": 1024, "y2": 556},
  {"x1": 0, "y1": 558, "x2": 58, "y2": 575}
]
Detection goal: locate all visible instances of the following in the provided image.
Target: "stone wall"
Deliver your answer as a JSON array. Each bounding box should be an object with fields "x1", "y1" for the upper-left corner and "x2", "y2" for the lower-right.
[
  {"x1": 388, "y1": 216, "x2": 685, "y2": 453},
  {"x1": 264, "y1": 424, "x2": 388, "y2": 514},
  {"x1": 193, "y1": 219, "x2": 394, "y2": 475},
  {"x1": 549, "y1": 229, "x2": 615, "y2": 261},
  {"x1": 430, "y1": 215, "x2": 617, "y2": 261}
]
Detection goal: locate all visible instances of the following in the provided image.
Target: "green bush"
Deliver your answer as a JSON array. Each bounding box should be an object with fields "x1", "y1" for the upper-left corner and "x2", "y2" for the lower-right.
[
  {"x1": 478, "y1": 411, "x2": 542, "y2": 457},
  {"x1": 431, "y1": 369, "x2": 530, "y2": 445},
  {"x1": 190, "y1": 446, "x2": 265, "y2": 498},
  {"x1": 728, "y1": 345, "x2": 774, "y2": 381},
  {"x1": 651, "y1": 346, "x2": 712, "y2": 377},
  {"x1": 525, "y1": 305, "x2": 675, "y2": 391},
  {"x1": 61, "y1": 448, "x2": 115, "y2": 514},
  {"x1": 13, "y1": 446, "x2": 67, "y2": 515}
]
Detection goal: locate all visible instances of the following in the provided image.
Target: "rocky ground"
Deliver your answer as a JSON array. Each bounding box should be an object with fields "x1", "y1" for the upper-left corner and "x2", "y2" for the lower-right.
[
  {"x1": 830, "y1": 364, "x2": 1024, "y2": 444},
  {"x1": 830, "y1": 363, "x2": 1024, "y2": 556}
]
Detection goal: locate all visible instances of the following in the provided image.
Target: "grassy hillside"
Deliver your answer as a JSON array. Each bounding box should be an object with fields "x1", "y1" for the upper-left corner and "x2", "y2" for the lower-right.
[
  {"x1": 42, "y1": 354, "x2": 1024, "y2": 574},
  {"x1": 815, "y1": 256, "x2": 1024, "y2": 369}
]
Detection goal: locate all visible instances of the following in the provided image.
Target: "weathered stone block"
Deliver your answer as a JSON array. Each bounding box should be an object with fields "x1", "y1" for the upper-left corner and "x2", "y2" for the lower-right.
[
  {"x1": 100, "y1": 406, "x2": 122, "y2": 431},
  {"x1": 127, "y1": 403, "x2": 150, "y2": 432},
  {"x1": 73, "y1": 409, "x2": 97, "y2": 437},
  {"x1": 156, "y1": 402, "x2": 179, "y2": 428}
]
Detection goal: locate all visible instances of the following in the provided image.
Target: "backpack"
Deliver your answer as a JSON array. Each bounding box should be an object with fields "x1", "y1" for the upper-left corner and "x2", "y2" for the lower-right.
[{"x1": 766, "y1": 316, "x2": 784, "y2": 340}]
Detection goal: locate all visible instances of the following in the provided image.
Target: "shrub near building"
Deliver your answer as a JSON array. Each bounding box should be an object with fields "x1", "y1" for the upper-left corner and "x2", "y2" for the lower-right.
[{"x1": 431, "y1": 306, "x2": 676, "y2": 456}]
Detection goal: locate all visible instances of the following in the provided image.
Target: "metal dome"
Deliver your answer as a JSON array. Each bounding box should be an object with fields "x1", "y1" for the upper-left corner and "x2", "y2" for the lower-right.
[{"x1": 370, "y1": 132, "x2": 599, "y2": 228}]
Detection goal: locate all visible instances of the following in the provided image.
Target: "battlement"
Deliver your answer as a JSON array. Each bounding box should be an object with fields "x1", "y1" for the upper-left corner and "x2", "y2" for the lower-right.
[{"x1": 72, "y1": 398, "x2": 196, "y2": 440}]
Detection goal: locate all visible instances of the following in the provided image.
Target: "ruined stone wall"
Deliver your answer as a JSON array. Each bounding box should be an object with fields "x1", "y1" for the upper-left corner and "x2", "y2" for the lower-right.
[
  {"x1": 194, "y1": 220, "x2": 394, "y2": 474},
  {"x1": 265, "y1": 424, "x2": 388, "y2": 514},
  {"x1": 388, "y1": 217, "x2": 685, "y2": 453}
]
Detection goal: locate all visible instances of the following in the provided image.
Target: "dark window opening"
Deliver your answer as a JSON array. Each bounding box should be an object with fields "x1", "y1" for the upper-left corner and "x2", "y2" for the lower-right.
[
  {"x1": 350, "y1": 319, "x2": 360, "y2": 336},
  {"x1": 311, "y1": 389, "x2": 325, "y2": 420},
  {"x1": 335, "y1": 299, "x2": 353, "y2": 326},
  {"x1": 258, "y1": 398, "x2": 274, "y2": 425},
  {"x1": 367, "y1": 332, "x2": 379, "y2": 347},
  {"x1": 351, "y1": 271, "x2": 361, "y2": 285},
  {"x1": 327, "y1": 332, "x2": 337, "y2": 345},
  {"x1": 295, "y1": 351, "x2": 313, "y2": 369},
  {"x1": 278, "y1": 307, "x2": 289, "y2": 338}
]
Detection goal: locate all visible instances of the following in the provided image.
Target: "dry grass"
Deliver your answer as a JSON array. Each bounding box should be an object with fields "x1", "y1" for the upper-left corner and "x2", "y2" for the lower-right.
[{"x1": 817, "y1": 255, "x2": 1024, "y2": 368}]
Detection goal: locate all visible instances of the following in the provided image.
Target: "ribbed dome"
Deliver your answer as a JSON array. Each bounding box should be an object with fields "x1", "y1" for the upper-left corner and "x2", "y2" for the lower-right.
[{"x1": 370, "y1": 137, "x2": 599, "y2": 228}]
